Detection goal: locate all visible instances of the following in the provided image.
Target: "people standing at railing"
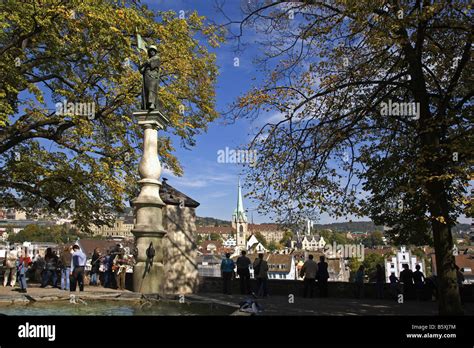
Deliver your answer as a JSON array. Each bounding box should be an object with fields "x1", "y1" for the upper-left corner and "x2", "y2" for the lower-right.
[
  {"x1": 389, "y1": 272, "x2": 400, "y2": 299},
  {"x1": 114, "y1": 251, "x2": 129, "y2": 291},
  {"x1": 300, "y1": 254, "x2": 318, "y2": 298},
  {"x1": 354, "y1": 265, "x2": 365, "y2": 298},
  {"x1": 41, "y1": 248, "x2": 58, "y2": 288},
  {"x1": 400, "y1": 264, "x2": 414, "y2": 300},
  {"x1": 109, "y1": 245, "x2": 122, "y2": 289},
  {"x1": 3, "y1": 247, "x2": 18, "y2": 287},
  {"x1": 17, "y1": 257, "x2": 29, "y2": 293},
  {"x1": 32, "y1": 251, "x2": 45, "y2": 283},
  {"x1": 413, "y1": 264, "x2": 425, "y2": 301},
  {"x1": 316, "y1": 255, "x2": 329, "y2": 297},
  {"x1": 70, "y1": 245, "x2": 87, "y2": 292},
  {"x1": 253, "y1": 253, "x2": 269, "y2": 298},
  {"x1": 59, "y1": 246, "x2": 72, "y2": 291},
  {"x1": 375, "y1": 264, "x2": 385, "y2": 299},
  {"x1": 90, "y1": 248, "x2": 102, "y2": 286},
  {"x1": 236, "y1": 250, "x2": 251, "y2": 295},
  {"x1": 103, "y1": 250, "x2": 114, "y2": 288},
  {"x1": 221, "y1": 253, "x2": 235, "y2": 295}
]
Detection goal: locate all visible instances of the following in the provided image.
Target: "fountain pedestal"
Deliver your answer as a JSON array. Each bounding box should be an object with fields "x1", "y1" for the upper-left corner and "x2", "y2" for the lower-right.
[{"x1": 131, "y1": 110, "x2": 169, "y2": 294}]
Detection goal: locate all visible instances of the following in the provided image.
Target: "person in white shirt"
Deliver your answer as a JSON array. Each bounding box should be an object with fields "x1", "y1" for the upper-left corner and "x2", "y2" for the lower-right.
[
  {"x1": 300, "y1": 254, "x2": 318, "y2": 298},
  {"x1": 70, "y1": 245, "x2": 87, "y2": 292},
  {"x1": 3, "y1": 248, "x2": 18, "y2": 287}
]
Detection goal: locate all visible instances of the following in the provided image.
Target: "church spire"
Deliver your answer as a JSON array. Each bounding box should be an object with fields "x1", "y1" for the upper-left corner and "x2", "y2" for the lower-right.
[{"x1": 233, "y1": 178, "x2": 248, "y2": 222}]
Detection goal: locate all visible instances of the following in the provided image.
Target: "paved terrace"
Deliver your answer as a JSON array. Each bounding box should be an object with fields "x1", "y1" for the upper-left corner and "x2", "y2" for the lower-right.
[
  {"x1": 0, "y1": 284, "x2": 473, "y2": 315},
  {"x1": 194, "y1": 292, "x2": 474, "y2": 316},
  {"x1": 196, "y1": 276, "x2": 474, "y2": 315}
]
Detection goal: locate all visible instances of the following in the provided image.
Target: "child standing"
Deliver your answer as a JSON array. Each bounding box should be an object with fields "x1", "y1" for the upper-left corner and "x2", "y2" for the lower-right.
[{"x1": 17, "y1": 258, "x2": 28, "y2": 293}]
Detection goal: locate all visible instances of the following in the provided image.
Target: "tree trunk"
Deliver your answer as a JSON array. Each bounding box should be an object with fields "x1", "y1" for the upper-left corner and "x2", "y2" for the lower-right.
[
  {"x1": 428, "y1": 183, "x2": 463, "y2": 315},
  {"x1": 403, "y1": 41, "x2": 463, "y2": 315}
]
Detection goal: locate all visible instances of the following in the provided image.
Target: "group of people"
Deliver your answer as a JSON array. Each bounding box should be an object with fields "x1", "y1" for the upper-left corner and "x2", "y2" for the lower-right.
[
  {"x1": 390, "y1": 264, "x2": 427, "y2": 300},
  {"x1": 299, "y1": 255, "x2": 330, "y2": 298},
  {"x1": 354, "y1": 264, "x2": 386, "y2": 299},
  {"x1": 354, "y1": 263, "x2": 426, "y2": 300},
  {"x1": 221, "y1": 251, "x2": 270, "y2": 297},
  {"x1": 354, "y1": 263, "x2": 466, "y2": 301},
  {"x1": 2, "y1": 245, "x2": 87, "y2": 293},
  {"x1": 3, "y1": 247, "x2": 31, "y2": 293},
  {"x1": 220, "y1": 251, "x2": 331, "y2": 298},
  {"x1": 98, "y1": 245, "x2": 133, "y2": 290},
  {"x1": 221, "y1": 252, "x2": 467, "y2": 301},
  {"x1": 2, "y1": 244, "x2": 133, "y2": 293}
]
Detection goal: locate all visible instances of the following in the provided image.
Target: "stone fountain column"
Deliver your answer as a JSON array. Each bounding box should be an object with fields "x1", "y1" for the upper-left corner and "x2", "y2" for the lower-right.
[{"x1": 132, "y1": 110, "x2": 169, "y2": 294}]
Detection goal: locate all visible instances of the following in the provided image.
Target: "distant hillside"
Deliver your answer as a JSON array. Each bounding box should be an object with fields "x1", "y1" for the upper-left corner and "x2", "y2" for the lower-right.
[
  {"x1": 196, "y1": 216, "x2": 231, "y2": 227},
  {"x1": 195, "y1": 217, "x2": 470, "y2": 234},
  {"x1": 313, "y1": 222, "x2": 470, "y2": 234},
  {"x1": 452, "y1": 224, "x2": 470, "y2": 233},
  {"x1": 314, "y1": 221, "x2": 383, "y2": 233}
]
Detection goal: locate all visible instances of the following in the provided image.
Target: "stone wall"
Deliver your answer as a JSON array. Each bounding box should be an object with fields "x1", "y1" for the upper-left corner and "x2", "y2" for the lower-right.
[
  {"x1": 162, "y1": 205, "x2": 200, "y2": 294},
  {"x1": 198, "y1": 276, "x2": 474, "y2": 302}
]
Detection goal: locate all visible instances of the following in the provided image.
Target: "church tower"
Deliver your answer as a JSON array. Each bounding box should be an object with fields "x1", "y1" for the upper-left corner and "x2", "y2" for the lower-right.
[{"x1": 232, "y1": 179, "x2": 248, "y2": 249}]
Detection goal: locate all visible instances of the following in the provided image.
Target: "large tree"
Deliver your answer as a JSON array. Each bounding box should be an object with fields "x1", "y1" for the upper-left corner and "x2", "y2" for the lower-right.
[
  {"x1": 223, "y1": 1, "x2": 472, "y2": 315},
  {"x1": 0, "y1": 0, "x2": 223, "y2": 230}
]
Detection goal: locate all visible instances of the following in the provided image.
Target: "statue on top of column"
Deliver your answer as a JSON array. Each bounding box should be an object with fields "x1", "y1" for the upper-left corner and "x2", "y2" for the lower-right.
[{"x1": 138, "y1": 45, "x2": 161, "y2": 110}]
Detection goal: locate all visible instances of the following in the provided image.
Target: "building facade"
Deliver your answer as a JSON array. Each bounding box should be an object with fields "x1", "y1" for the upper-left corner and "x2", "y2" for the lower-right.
[
  {"x1": 89, "y1": 218, "x2": 134, "y2": 239},
  {"x1": 301, "y1": 235, "x2": 326, "y2": 251},
  {"x1": 385, "y1": 246, "x2": 425, "y2": 282},
  {"x1": 247, "y1": 224, "x2": 286, "y2": 244}
]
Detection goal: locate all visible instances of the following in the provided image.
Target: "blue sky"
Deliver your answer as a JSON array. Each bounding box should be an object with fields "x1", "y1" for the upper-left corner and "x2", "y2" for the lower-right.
[
  {"x1": 146, "y1": 0, "x2": 282, "y2": 222},
  {"x1": 146, "y1": 1, "x2": 369, "y2": 224},
  {"x1": 141, "y1": 0, "x2": 471, "y2": 225}
]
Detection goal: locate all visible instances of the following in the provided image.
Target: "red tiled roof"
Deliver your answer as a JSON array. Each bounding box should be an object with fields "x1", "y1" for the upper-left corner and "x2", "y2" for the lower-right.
[
  {"x1": 431, "y1": 254, "x2": 474, "y2": 275},
  {"x1": 248, "y1": 224, "x2": 286, "y2": 232},
  {"x1": 240, "y1": 253, "x2": 294, "y2": 273},
  {"x1": 454, "y1": 255, "x2": 474, "y2": 275},
  {"x1": 196, "y1": 223, "x2": 287, "y2": 235},
  {"x1": 198, "y1": 240, "x2": 235, "y2": 255},
  {"x1": 196, "y1": 226, "x2": 233, "y2": 234}
]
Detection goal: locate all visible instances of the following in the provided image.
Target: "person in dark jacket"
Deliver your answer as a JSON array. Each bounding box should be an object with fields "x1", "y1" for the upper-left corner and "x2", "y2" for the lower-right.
[
  {"x1": 413, "y1": 264, "x2": 425, "y2": 301},
  {"x1": 59, "y1": 246, "x2": 72, "y2": 290},
  {"x1": 40, "y1": 248, "x2": 58, "y2": 288},
  {"x1": 354, "y1": 265, "x2": 365, "y2": 298},
  {"x1": 103, "y1": 250, "x2": 116, "y2": 288},
  {"x1": 400, "y1": 264, "x2": 414, "y2": 300},
  {"x1": 236, "y1": 250, "x2": 251, "y2": 295},
  {"x1": 375, "y1": 264, "x2": 385, "y2": 299},
  {"x1": 316, "y1": 255, "x2": 329, "y2": 297},
  {"x1": 90, "y1": 248, "x2": 102, "y2": 286},
  {"x1": 253, "y1": 254, "x2": 269, "y2": 297}
]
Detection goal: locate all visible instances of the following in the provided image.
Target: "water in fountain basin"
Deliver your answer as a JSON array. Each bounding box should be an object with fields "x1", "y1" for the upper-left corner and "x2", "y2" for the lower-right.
[{"x1": 0, "y1": 300, "x2": 235, "y2": 316}]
